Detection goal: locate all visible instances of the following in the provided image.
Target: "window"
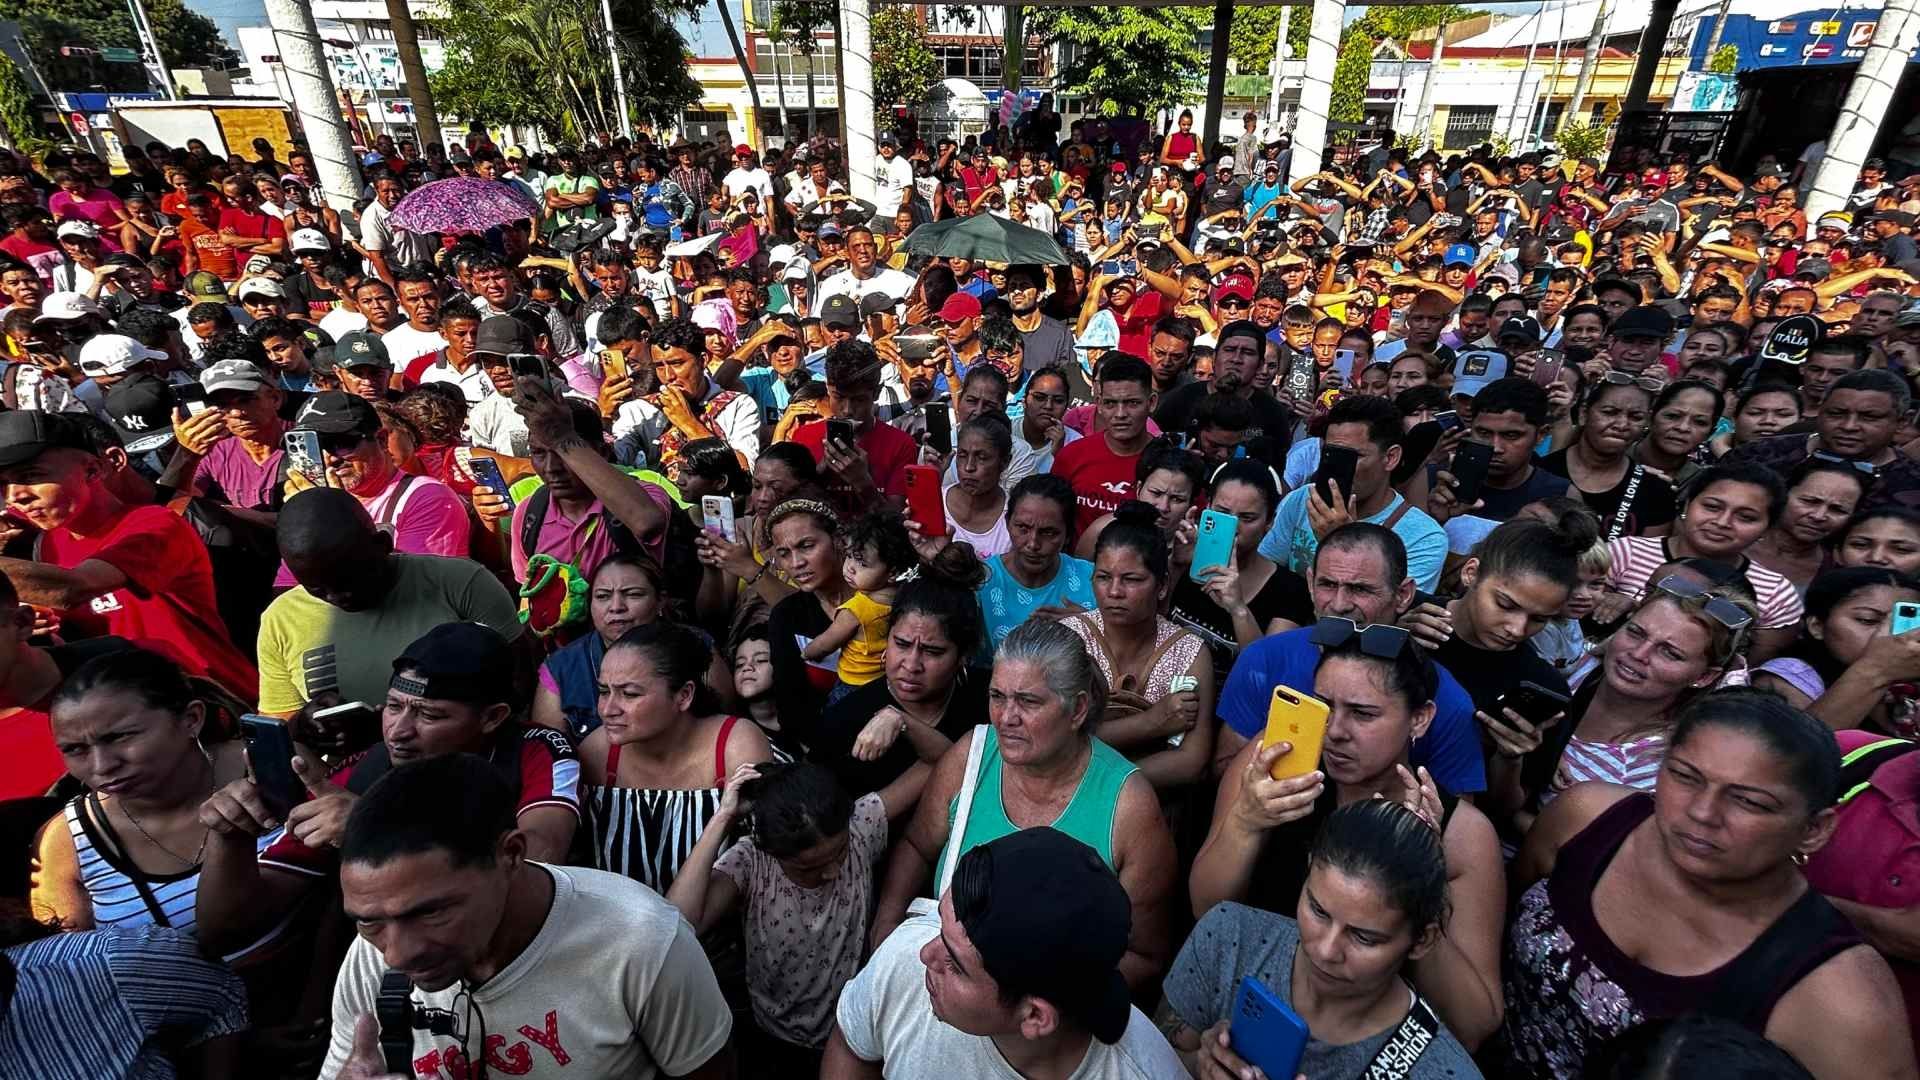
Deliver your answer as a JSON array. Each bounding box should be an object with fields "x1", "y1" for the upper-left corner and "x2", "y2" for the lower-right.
[
  {"x1": 934, "y1": 45, "x2": 969, "y2": 78},
  {"x1": 1443, "y1": 105, "x2": 1497, "y2": 148}
]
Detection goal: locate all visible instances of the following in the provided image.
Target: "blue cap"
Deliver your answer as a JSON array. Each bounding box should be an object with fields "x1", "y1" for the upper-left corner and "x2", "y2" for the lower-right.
[
  {"x1": 361, "y1": 151, "x2": 385, "y2": 166},
  {"x1": 1444, "y1": 243, "x2": 1477, "y2": 267}
]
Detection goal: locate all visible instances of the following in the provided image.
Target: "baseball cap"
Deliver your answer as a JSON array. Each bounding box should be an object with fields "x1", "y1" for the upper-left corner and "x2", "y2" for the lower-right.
[
  {"x1": 781, "y1": 262, "x2": 812, "y2": 282},
  {"x1": 391, "y1": 622, "x2": 516, "y2": 706},
  {"x1": 55, "y1": 219, "x2": 99, "y2": 241},
  {"x1": 471, "y1": 315, "x2": 536, "y2": 359},
  {"x1": 1873, "y1": 210, "x2": 1917, "y2": 228},
  {"x1": 185, "y1": 271, "x2": 229, "y2": 305},
  {"x1": 333, "y1": 329, "x2": 393, "y2": 369},
  {"x1": 767, "y1": 243, "x2": 801, "y2": 269},
  {"x1": 294, "y1": 390, "x2": 381, "y2": 436},
  {"x1": 938, "y1": 292, "x2": 982, "y2": 322},
  {"x1": 200, "y1": 358, "x2": 274, "y2": 395},
  {"x1": 235, "y1": 275, "x2": 285, "y2": 301},
  {"x1": 1641, "y1": 170, "x2": 1669, "y2": 189},
  {"x1": 1496, "y1": 315, "x2": 1544, "y2": 345},
  {"x1": 859, "y1": 292, "x2": 896, "y2": 320},
  {"x1": 1217, "y1": 155, "x2": 1235, "y2": 171},
  {"x1": 1817, "y1": 211, "x2": 1853, "y2": 231},
  {"x1": 361, "y1": 151, "x2": 385, "y2": 167},
  {"x1": 1211, "y1": 273, "x2": 1256, "y2": 305},
  {"x1": 954, "y1": 828, "x2": 1133, "y2": 1045},
  {"x1": 1754, "y1": 162, "x2": 1786, "y2": 178},
  {"x1": 1444, "y1": 243, "x2": 1477, "y2": 267},
  {"x1": 1792, "y1": 257, "x2": 1833, "y2": 282},
  {"x1": 1610, "y1": 304, "x2": 1676, "y2": 339},
  {"x1": 1110, "y1": 161, "x2": 1129, "y2": 175},
  {"x1": 77, "y1": 333, "x2": 166, "y2": 377},
  {"x1": 1450, "y1": 349, "x2": 1511, "y2": 399},
  {"x1": 104, "y1": 374, "x2": 179, "y2": 454},
  {"x1": 33, "y1": 292, "x2": 104, "y2": 323},
  {"x1": 0, "y1": 411, "x2": 91, "y2": 469},
  {"x1": 821, "y1": 293, "x2": 860, "y2": 328},
  {"x1": 290, "y1": 228, "x2": 331, "y2": 254},
  {"x1": 818, "y1": 222, "x2": 845, "y2": 240},
  {"x1": 879, "y1": 132, "x2": 898, "y2": 147},
  {"x1": 733, "y1": 143, "x2": 754, "y2": 156}
]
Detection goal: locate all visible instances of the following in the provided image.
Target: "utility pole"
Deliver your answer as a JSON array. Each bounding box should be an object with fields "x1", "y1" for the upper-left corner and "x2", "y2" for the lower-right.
[
  {"x1": 841, "y1": 0, "x2": 876, "y2": 200},
  {"x1": 1805, "y1": 0, "x2": 1920, "y2": 220},
  {"x1": 1202, "y1": 0, "x2": 1233, "y2": 151},
  {"x1": 1564, "y1": 0, "x2": 1611, "y2": 128},
  {"x1": 1622, "y1": 0, "x2": 1679, "y2": 112},
  {"x1": 1268, "y1": 6, "x2": 1293, "y2": 124},
  {"x1": 1701, "y1": 0, "x2": 1734, "y2": 65},
  {"x1": 382, "y1": 0, "x2": 441, "y2": 149},
  {"x1": 126, "y1": 0, "x2": 176, "y2": 100},
  {"x1": 1412, "y1": 23, "x2": 1446, "y2": 152},
  {"x1": 599, "y1": 0, "x2": 633, "y2": 138},
  {"x1": 1534, "y1": 0, "x2": 1570, "y2": 144},
  {"x1": 1508, "y1": 3, "x2": 1544, "y2": 143},
  {"x1": 262, "y1": 0, "x2": 363, "y2": 211}
]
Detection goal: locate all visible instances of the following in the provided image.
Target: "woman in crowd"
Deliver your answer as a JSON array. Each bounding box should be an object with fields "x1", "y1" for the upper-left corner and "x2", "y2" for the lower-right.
[
  {"x1": 1170, "y1": 460, "x2": 1312, "y2": 674},
  {"x1": 1631, "y1": 379, "x2": 1722, "y2": 491},
  {"x1": 1167, "y1": 801, "x2": 1488, "y2": 1079},
  {"x1": 1709, "y1": 382, "x2": 1804, "y2": 458},
  {"x1": 759, "y1": 497, "x2": 851, "y2": 739},
  {"x1": 1599, "y1": 463, "x2": 1802, "y2": 661},
  {"x1": 942, "y1": 411, "x2": 1014, "y2": 558},
  {"x1": 1075, "y1": 441, "x2": 1205, "y2": 560},
  {"x1": 579, "y1": 621, "x2": 774, "y2": 894},
  {"x1": 1757, "y1": 567, "x2": 1920, "y2": 734},
  {"x1": 976, "y1": 473, "x2": 1094, "y2": 647},
  {"x1": 1749, "y1": 458, "x2": 1871, "y2": 589},
  {"x1": 694, "y1": 443, "x2": 824, "y2": 625},
  {"x1": 1191, "y1": 625, "x2": 1506, "y2": 1049},
  {"x1": 1062, "y1": 502, "x2": 1215, "y2": 789},
  {"x1": 1540, "y1": 375, "x2": 1679, "y2": 540},
  {"x1": 870, "y1": 618, "x2": 1177, "y2": 990},
  {"x1": 1499, "y1": 689, "x2": 1916, "y2": 1080},
  {"x1": 1834, "y1": 506, "x2": 1920, "y2": 577},
  {"x1": 1522, "y1": 498, "x2": 1613, "y2": 682},
  {"x1": 532, "y1": 554, "x2": 732, "y2": 741}
]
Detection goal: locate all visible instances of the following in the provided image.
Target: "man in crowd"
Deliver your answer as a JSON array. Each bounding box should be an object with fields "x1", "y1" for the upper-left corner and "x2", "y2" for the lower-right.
[{"x1": 1049, "y1": 353, "x2": 1157, "y2": 534}]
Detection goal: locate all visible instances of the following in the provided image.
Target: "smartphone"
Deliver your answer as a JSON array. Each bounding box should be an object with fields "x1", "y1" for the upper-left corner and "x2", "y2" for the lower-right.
[
  {"x1": 826, "y1": 417, "x2": 857, "y2": 449},
  {"x1": 1448, "y1": 440, "x2": 1496, "y2": 508},
  {"x1": 1283, "y1": 348, "x2": 1317, "y2": 404},
  {"x1": 701, "y1": 494, "x2": 738, "y2": 542},
  {"x1": 1894, "y1": 602, "x2": 1920, "y2": 637},
  {"x1": 170, "y1": 382, "x2": 210, "y2": 417},
  {"x1": 1314, "y1": 445, "x2": 1360, "y2": 508},
  {"x1": 1497, "y1": 681, "x2": 1572, "y2": 727},
  {"x1": 1432, "y1": 410, "x2": 1462, "y2": 433},
  {"x1": 240, "y1": 714, "x2": 306, "y2": 819},
  {"x1": 1530, "y1": 349, "x2": 1566, "y2": 388},
  {"x1": 1189, "y1": 508, "x2": 1237, "y2": 583},
  {"x1": 925, "y1": 401, "x2": 953, "y2": 456},
  {"x1": 310, "y1": 701, "x2": 379, "y2": 753},
  {"x1": 896, "y1": 334, "x2": 940, "y2": 363},
  {"x1": 1332, "y1": 348, "x2": 1357, "y2": 384},
  {"x1": 507, "y1": 352, "x2": 545, "y2": 379},
  {"x1": 1262, "y1": 686, "x2": 1331, "y2": 781},
  {"x1": 599, "y1": 347, "x2": 628, "y2": 382},
  {"x1": 281, "y1": 429, "x2": 326, "y2": 482},
  {"x1": 1100, "y1": 259, "x2": 1123, "y2": 275},
  {"x1": 467, "y1": 456, "x2": 513, "y2": 509},
  {"x1": 903, "y1": 463, "x2": 947, "y2": 538},
  {"x1": 1230, "y1": 976, "x2": 1310, "y2": 1080}
]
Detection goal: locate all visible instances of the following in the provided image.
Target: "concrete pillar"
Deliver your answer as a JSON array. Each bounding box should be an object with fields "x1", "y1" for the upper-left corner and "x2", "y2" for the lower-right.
[
  {"x1": 1412, "y1": 25, "x2": 1446, "y2": 152},
  {"x1": 263, "y1": 0, "x2": 363, "y2": 212},
  {"x1": 1806, "y1": 0, "x2": 1920, "y2": 220},
  {"x1": 1623, "y1": 0, "x2": 1679, "y2": 111},
  {"x1": 1564, "y1": 0, "x2": 1612, "y2": 129},
  {"x1": 1291, "y1": 0, "x2": 1344, "y2": 185},
  {"x1": 839, "y1": 0, "x2": 878, "y2": 202},
  {"x1": 383, "y1": 0, "x2": 442, "y2": 149},
  {"x1": 1202, "y1": 0, "x2": 1234, "y2": 152},
  {"x1": 1268, "y1": 5, "x2": 1293, "y2": 122}
]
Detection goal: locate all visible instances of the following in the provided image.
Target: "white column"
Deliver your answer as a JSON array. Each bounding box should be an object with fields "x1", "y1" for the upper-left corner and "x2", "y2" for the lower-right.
[
  {"x1": 263, "y1": 0, "x2": 363, "y2": 212},
  {"x1": 599, "y1": 0, "x2": 633, "y2": 139},
  {"x1": 1412, "y1": 26, "x2": 1445, "y2": 152},
  {"x1": 1291, "y1": 0, "x2": 1344, "y2": 185},
  {"x1": 839, "y1": 0, "x2": 877, "y2": 202},
  {"x1": 1268, "y1": 5, "x2": 1293, "y2": 122},
  {"x1": 1806, "y1": 0, "x2": 1920, "y2": 220}
]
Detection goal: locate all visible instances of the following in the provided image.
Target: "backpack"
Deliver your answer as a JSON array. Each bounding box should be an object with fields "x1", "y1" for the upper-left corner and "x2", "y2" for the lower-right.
[{"x1": 515, "y1": 479, "x2": 705, "y2": 618}]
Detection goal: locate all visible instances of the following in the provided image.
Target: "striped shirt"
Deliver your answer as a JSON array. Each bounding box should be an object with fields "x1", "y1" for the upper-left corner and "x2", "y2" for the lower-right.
[
  {"x1": 1548, "y1": 732, "x2": 1668, "y2": 805},
  {"x1": 1603, "y1": 535, "x2": 1804, "y2": 629},
  {"x1": 0, "y1": 926, "x2": 248, "y2": 1079}
]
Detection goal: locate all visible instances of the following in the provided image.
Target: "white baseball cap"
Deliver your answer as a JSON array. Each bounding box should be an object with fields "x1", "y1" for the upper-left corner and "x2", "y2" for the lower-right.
[
  {"x1": 290, "y1": 228, "x2": 331, "y2": 254},
  {"x1": 55, "y1": 219, "x2": 100, "y2": 241},
  {"x1": 235, "y1": 276, "x2": 286, "y2": 301},
  {"x1": 78, "y1": 334, "x2": 167, "y2": 376},
  {"x1": 32, "y1": 292, "x2": 104, "y2": 323}
]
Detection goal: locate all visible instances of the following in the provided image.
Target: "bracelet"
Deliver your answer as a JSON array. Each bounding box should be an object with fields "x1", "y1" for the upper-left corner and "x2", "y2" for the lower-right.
[{"x1": 747, "y1": 562, "x2": 770, "y2": 586}]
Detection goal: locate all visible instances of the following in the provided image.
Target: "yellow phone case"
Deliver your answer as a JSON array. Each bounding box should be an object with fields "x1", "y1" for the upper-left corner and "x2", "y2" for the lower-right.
[{"x1": 1262, "y1": 686, "x2": 1330, "y2": 781}]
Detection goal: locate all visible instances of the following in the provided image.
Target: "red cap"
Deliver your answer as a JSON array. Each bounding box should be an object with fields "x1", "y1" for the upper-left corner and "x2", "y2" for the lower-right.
[
  {"x1": 938, "y1": 292, "x2": 983, "y2": 322},
  {"x1": 1212, "y1": 273, "x2": 1255, "y2": 304},
  {"x1": 1641, "y1": 169, "x2": 1669, "y2": 189},
  {"x1": 1110, "y1": 162, "x2": 1128, "y2": 174},
  {"x1": 734, "y1": 143, "x2": 754, "y2": 157}
]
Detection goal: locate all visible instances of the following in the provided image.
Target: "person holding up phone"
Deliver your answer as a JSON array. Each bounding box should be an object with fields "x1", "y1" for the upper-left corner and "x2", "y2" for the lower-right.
[
  {"x1": 790, "y1": 339, "x2": 918, "y2": 512},
  {"x1": 610, "y1": 317, "x2": 761, "y2": 471}
]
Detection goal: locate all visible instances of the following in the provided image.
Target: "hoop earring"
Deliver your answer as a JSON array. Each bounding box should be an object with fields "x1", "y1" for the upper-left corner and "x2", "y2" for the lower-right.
[{"x1": 195, "y1": 734, "x2": 213, "y2": 767}]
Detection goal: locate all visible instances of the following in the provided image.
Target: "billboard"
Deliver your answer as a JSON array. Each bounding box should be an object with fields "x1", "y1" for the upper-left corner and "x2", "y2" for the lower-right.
[{"x1": 1690, "y1": 11, "x2": 1919, "y2": 70}]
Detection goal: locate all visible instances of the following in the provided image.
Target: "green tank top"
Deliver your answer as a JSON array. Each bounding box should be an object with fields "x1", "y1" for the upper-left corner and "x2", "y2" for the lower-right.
[{"x1": 937, "y1": 727, "x2": 1137, "y2": 875}]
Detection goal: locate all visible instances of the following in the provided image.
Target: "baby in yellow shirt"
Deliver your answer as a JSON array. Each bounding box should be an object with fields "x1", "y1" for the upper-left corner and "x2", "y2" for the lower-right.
[{"x1": 802, "y1": 512, "x2": 917, "y2": 691}]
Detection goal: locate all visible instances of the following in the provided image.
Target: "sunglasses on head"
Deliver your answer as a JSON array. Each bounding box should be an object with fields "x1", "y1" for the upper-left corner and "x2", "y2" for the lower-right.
[
  {"x1": 1308, "y1": 616, "x2": 1413, "y2": 660},
  {"x1": 1648, "y1": 574, "x2": 1753, "y2": 651}
]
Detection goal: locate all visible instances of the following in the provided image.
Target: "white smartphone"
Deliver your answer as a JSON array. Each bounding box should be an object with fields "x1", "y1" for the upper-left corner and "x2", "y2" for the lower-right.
[
  {"x1": 701, "y1": 495, "x2": 737, "y2": 542},
  {"x1": 1333, "y1": 348, "x2": 1357, "y2": 383},
  {"x1": 1166, "y1": 674, "x2": 1199, "y2": 747}
]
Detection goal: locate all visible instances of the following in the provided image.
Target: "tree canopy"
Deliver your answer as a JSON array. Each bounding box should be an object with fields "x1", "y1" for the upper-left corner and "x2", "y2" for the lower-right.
[
  {"x1": 0, "y1": 0, "x2": 239, "y2": 94},
  {"x1": 871, "y1": 6, "x2": 935, "y2": 129},
  {"x1": 1026, "y1": 7, "x2": 1206, "y2": 117}
]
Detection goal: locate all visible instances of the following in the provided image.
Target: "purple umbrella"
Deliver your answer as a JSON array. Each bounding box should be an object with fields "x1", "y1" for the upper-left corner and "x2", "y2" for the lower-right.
[{"x1": 387, "y1": 177, "x2": 540, "y2": 234}]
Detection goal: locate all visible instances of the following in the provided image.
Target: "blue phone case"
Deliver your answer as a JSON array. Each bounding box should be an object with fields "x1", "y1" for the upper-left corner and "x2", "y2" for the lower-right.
[
  {"x1": 1895, "y1": 602, "x2": 1920, "y2": 637},
  {"x1": 1230, "y1": 975, "x2": 1309, "y2": 1080},
  {"x1": 1190, "y1": 509, "x2": 1237, "y2": 583}
]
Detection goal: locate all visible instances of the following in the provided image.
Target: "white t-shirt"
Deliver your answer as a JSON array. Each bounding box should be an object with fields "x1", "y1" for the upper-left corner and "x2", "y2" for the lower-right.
[
  {"x1": 317, "y1": 307, "x2": 368, "y2": 341},
  {"x1": 416, "y1": 353, "x2": 493, "y2": 404},
  {"x1": 722, "y1": 166, "x2": 774, "y2": 204},
  {"x1": 816, "y1": 266, "x2": 917, "y2": 309},
  {"x1": 468, "y1": 390, "x2": 531, "y2": 456},
  {"x1": 874, "y1": 155, "x2": 915, "y2": 217},
  {"x1": 836, "y1": 913, "x2": 1188, "y2": 1079},
  {"x1": 382, "y1": 322, "x2": 450, "y2": 381},
  {"x1": 321, "y1": 864, "x2": 731, "y2": 1080}
]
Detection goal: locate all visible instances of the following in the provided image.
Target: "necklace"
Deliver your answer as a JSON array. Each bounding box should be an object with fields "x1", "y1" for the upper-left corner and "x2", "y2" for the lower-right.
[{"x1": 115, "y1": 748, "x2": 216, "y2": 868}]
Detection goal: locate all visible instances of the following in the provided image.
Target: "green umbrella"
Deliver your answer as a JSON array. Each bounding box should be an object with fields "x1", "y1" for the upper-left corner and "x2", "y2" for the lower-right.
[{"x1": 904, "y1": 212, "x2": 1071, "y2": 266}]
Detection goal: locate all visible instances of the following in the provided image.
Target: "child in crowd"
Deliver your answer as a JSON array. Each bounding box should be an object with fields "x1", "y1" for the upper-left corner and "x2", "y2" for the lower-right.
[{"x1": 801, "y1": 511, "x2": 917, "y2": 700}]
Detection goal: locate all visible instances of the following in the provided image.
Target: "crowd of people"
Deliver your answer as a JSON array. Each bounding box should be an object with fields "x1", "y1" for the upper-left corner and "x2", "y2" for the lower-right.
[{"x1": 4, "y1": 109, "x2": 1920, "y2": 1080}]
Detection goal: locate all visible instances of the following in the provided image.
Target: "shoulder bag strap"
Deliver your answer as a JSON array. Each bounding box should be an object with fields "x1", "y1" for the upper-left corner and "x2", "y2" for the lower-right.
[
  {"x1": 713, "y1": 715, "x2": 740, "y2": 785},
  {"x1": 82, "y1": 792, "x2": 174, "y2": 928},
  {"x1": 377, "y1": 473, "x2": 419, "y2": 529},
  {"x1": 2, "y1": 362, "x2": 20, "y2": 411},
  {"x1": 934, "y1": 724, "x2": 990, "y2": 897},
  {"x1": 1379, "y1": 496, "x2": 1413, "y2": 532},
  {"x1": 1361, "y1": 990, "x2": 1442, "y2": 1080},
  {"x1": 1606, "y1": 465, "x2": 1645, "y2": 542}
]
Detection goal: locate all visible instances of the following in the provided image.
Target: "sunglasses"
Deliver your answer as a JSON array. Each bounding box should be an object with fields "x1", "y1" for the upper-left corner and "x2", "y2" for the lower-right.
[
  {"x1": 1810, "y1": 450, "x2": 1877, "y2": 476},
  {"x1": 1649, "y1": 574, "x2": 1753, "y2": 654},
  {"x1": 317, "y1": 431, "x2": 370, "y2": 454},
  {"x1": 1308, "y1": 616, "x2": 1413, "y2": 659},
  {"x1": 1595, "y1": 371, "x2": 1666, "y2": 392}
]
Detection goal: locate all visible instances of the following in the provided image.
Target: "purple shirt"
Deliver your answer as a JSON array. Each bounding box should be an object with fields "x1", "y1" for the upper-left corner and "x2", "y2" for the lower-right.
[{"x1": 200, "y1": 437, "x2": 283, "y2": 509}]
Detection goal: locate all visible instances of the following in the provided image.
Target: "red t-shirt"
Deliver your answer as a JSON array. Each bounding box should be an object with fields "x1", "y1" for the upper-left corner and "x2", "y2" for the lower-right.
[
  {"x1": 0, "y1": 705, "x2": 62, "y2": 800},
  {"x1": 1117, "y1": 292, "x2": 1165, "y2": 358},
  {"x1": 179, "y1": 218, "x2": 238, "y2": 281},
  {"x1": 36, "y1": 504, "x2": 258, "y2": 701},
  {"x1": 793, "y1": 418, "x2": 917, "y2": 508},
  {"x1": 1050, "y1": 433, "x2": 1142, "y2": 537},
  {"x1": 217, "y1": 206, "x2": 286, "y2": 249}
]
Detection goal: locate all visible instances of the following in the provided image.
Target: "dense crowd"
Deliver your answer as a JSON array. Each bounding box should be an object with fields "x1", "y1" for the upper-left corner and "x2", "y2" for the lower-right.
[{"x1": 3, "y1": 109, "x2": 1920, "y2": 1080}]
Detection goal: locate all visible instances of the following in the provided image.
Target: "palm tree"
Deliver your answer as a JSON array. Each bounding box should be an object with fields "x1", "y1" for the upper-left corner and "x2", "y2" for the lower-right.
[{"x1": 712, "y1": 0, "x2": 766, "y2": 137}]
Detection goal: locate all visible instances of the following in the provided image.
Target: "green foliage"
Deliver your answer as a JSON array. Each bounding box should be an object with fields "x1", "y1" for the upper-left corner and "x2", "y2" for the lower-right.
[
  {"x1": 0, "y1": 55, "x2": 50, "y2": 153},
  {"x1": 773, "y1": 0, "x2": 837, "y2": 54},
  {"x1": 1356, "y1": 5, "x2": 1471, "y2": 42},
  {"x1": 1325, "y1": 7, "x2": 1466, "y2": 133},
  {"x1": 1708, "y1": 44, "x2": 1739, "y2": 74},
  {"x1": 0, "y1": 0, "x2": 238, "y2": 93},
  {"x1": 1330, "y1": 28, "x2": 1371, "y2": 125},
  {"x1": 871, "y1": 6, "x2": 934, "y2": 127},
  {"x1": 1026, "y1": 6, "x2": 1206, "y2": 116},
  {"x1": 429, "y1": 0, "x2": 698, "y2": 141},
  {"x1": 1555, "y1": 121, "x2": 1609, "y2": 159}
]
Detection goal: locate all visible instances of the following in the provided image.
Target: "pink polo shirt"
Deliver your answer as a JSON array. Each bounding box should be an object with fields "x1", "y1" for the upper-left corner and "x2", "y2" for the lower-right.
[
  {"x1": 506, "y1": 483, "x2": 672, "y2": 586},
  {"x1": 274, "y1": 469, "x2": 472, "y2": 586}
]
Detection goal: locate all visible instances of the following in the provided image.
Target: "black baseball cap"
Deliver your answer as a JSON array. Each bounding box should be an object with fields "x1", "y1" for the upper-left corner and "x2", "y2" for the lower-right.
[
  {"x1": 391, "y1": 622, "x2": 516, "y2": 706},
  {"x1": 472, "y1": 315, "x2": 536, "y2": 358},
  {"x1": 104, "y1": 374, "x2": 179, "y2": 455},
  {"x1": 1497, "y1": 315, "x2": 1544, "y2": 345},
  {"x1": 821, "y1": 294, "x2": 860, "y2": 328},
  {"x1": 334, "y1": 329, "x2": 392, "y2": 369},
  {"x1": 0, "y1": 410, "x2": 90, "y2": 470},
  {"x1": 1610, "y1": 305, "x2": 1675, "y2": 339},
  {"x1": 293, "y1": 390, "x2": 382, "y2": 437},
  {"x1": 954, "y1": 828, "x2": 1132, "y2": 1044}
]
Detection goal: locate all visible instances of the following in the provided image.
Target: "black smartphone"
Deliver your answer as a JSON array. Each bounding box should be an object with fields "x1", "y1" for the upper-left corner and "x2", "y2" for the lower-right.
[
  {"x1": 468, "y1": 456, "x2": 514, "y2": 509},
  {"x1": 925, "y1": 401, "x2": 953, "y2": 456},
  {"x1": 1432, "y1": 410, "x2": 1462, "y2": 433},
  {"x1": 1314, "y1": 445, "x2": 1360, "y2": 507},
  {"x1": 170, "y1": 382, "x2": 209, "y2": 416},
  {"x1": 507, "y1": 352, "x2": 545, "y2": 379},
  {"x1": 1497, "y1": 681, "x2": 1572, "y2": 726},
  {"x1": 310, "y1": 701, "x2": 380, "y2": 753},
  {"x1": 1284, "y1": 349, "x2": 1317, "y2": 404},
  {"x1": 826, "y1": 417, "x2": 857, "y2": 448},
  {"x1": 1448, "y1": 441, "x2": 1496, "y2": 508},
  {"x1": 240, "y1": 714, "x2": 306, "y2": 819}
]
